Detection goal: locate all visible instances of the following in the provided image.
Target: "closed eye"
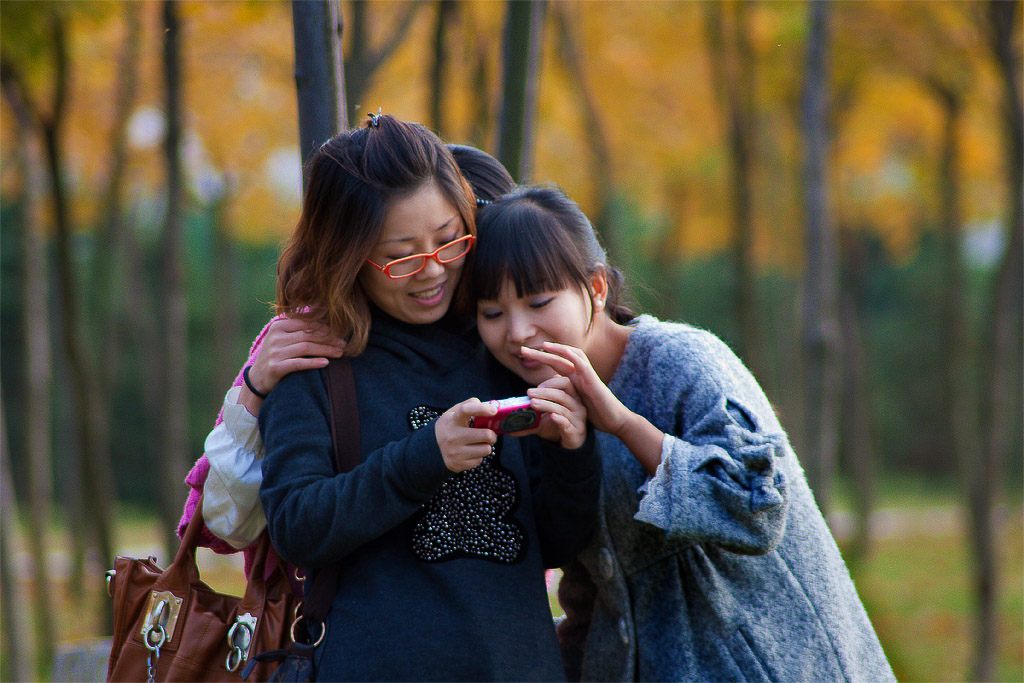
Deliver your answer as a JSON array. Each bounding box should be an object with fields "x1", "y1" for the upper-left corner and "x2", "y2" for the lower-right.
[
  {"x1": 478, "y1": 306, "x2": 502, "y2": 320},
  {"x1": 529, "y1": 296, "x2": 553, "y2": 309}
]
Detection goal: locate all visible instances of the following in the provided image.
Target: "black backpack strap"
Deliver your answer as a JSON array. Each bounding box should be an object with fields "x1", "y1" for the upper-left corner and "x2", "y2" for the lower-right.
[{"x1": 303, "y1": 356, "x2": 359, "y2": 625}]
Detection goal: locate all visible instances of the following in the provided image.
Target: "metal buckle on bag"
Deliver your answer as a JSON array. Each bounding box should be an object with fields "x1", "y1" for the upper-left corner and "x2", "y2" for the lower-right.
[
  {"x1": 226, "y1": 613, "x2": 258, "y2": 672},
  {"x1": 140, "y1": 591, "x2": 182, "y2": 643},
  {"x1": 290, "y1": 603, "x2": 326, "y2": 648}
]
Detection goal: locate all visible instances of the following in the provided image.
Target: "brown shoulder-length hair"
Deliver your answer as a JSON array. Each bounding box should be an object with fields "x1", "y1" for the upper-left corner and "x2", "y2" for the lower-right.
[{"x1": 275, "y1": 115, "x2": 476, "y2": 355}]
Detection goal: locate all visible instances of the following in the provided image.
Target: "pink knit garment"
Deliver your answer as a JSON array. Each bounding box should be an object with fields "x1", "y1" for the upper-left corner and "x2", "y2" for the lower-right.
[{"x1": 177, "y1": 315, "x2": 285, "y2": 580}]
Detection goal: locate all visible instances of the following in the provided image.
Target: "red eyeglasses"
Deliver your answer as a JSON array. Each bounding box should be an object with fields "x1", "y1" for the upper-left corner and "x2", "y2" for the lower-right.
[{"x1": 366, "y1": 234, "x2": 475, "y2": 279}]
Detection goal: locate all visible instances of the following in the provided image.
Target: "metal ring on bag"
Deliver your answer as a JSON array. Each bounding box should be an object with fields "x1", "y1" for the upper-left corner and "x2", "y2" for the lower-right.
[
  {"x1": 290, "y1": 614, "x2": 326, "y2": 648},
  {"x1": 225, "y1": 621, "x2": 254, "y2": 672},
  {"x1": 144, "y1": 623, "x2": 167, "y2": 652},
  {"x1": 226, "y1": 646, "x2": 243, "y2": 673}
]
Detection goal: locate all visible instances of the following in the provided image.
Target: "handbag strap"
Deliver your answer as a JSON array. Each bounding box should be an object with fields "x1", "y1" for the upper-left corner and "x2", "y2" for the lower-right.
[{"x1": 303, "y1": 356, "x2": 360, "y2": 625}]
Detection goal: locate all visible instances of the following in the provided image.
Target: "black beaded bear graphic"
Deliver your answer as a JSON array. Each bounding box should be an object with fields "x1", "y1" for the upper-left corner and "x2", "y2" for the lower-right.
[{"x1": 407, "y1": 405, "x2": 526, "y2": 564}]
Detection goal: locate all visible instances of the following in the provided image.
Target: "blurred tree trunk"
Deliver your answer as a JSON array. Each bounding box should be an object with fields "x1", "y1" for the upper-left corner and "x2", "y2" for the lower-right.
[
  {"x1": 0, "y1": 64, "x2": 57, "y2": 672},
  {"x1": 468, "y1": 42, "x2": 491, "y2": 151},
  {"x1": 211, "y1": 188, "x2": 241, "y2": 392},
  {"x1": 930, "y1": 86, "x2": 989, "y2": 672},
  {"x1": 930, "y1": 85, "x2": 972, "y2": 446},
  {"x1": 552, "y1": 4, "x2": 615, "y2": 243},
  {"x1": 292, "y1": 0, "x2": 346, "y2": 191},
  {"x1": 92, "y1": 2, "x2": 141, "y2": 408},
  {"x1": 970, "y1": 2, "x2": 1023, "y2": 679},
  {"x1": 701, "y1": 0, "x2": 760, "y2": 373},
  {"x1": 23, "y1": 11, "x2": 117, "y2": 609},
  {"x1": 429, "y1": 0, "x2": 457, "y2": 136},
  {"x1": 158, "y1": 0, "x2": 188, "y2": 558},
  {"x1": 497, "y1": 0, "x2": 547, "y2": 182},
  {"x1": 0, "y1": 396, "x2": 32, "y2": 682},
  {"x1": 343, "y1": 0, "x2": 425, "y2": 128},
  {"x1": 799, "y1": 0, "x2": 840, "y2": 516},
  {"x1": 838, "y1": 231, "x2": 876, "y2": 561}
]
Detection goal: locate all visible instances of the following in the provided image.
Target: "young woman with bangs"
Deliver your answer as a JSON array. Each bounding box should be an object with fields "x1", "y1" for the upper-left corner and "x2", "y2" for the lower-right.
[{"x1": 469, "y1": 185, "x2": 895, "y2": 682}]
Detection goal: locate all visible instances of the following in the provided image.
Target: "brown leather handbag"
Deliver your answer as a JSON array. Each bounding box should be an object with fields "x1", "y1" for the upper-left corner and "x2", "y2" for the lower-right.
[{"x1": 105, "y1": 498, "x2": 298, "y2": 682}]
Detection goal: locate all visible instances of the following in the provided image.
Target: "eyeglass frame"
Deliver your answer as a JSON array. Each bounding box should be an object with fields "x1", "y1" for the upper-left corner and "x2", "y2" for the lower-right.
[{"x1": 365, "y1": 234, "x2": 476, "y2": 279}]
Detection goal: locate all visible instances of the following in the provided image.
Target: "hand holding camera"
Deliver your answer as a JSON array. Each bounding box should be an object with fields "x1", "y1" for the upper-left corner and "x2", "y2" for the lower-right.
[
  {"x1": 469, "y1": 397, "x2": 543, "y2": 434},
  {"x1": 472, "y1": 375, "x2": 587, "y2": 450}
]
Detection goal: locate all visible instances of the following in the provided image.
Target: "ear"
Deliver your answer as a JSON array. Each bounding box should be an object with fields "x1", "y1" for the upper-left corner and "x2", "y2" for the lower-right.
[{"x1": 588, "y1": 267, "x2": 609, "y2": 312}]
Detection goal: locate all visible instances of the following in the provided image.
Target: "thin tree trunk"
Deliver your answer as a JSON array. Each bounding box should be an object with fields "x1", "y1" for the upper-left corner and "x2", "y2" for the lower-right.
[
  {"x1": 970, "y1": 4, "x2": 1023, "y2": 678},
  {"x1": 211, "y1": 189, "x2": 241, "y2": 393},
  {"x1": 800, "y1": 0, "x2": 840, "y2": 516},
  {"x1": 701, "y1": 0, "x2": 760, "y2": 371},
  {"x1": 0, "y1": 396, "x2": 33, "y2": 683},
  {"x1": 92, "y1": 2, "x2": 141, "y2": 406},
  {"x1": 42, "y1": 13, "x2": 117, "y2": 613},
  {"x1": 343, "y1": 1, "x2": 424, "y2": 128},
  {"x1": 552, "y1": 4, "x2": 615, "y2": 241},
  {"x1": 0, "y1": 64, "x2": 57, "y2": 673},
  {"x1": 158, "y1": 0, "x2": 189, "y2": 558},
  {"x1": 730, "y1": 0, "x2": 759, "y2": 373},
  {"x1": 429, "y1": 0, "x2": 457, "y2": 136},
  {"x1": 468, "y1": 42, "x2": 491, "y2": 150},
  {"x1": 838, "y1": 232, "x2": 876, "y2": 561},
  {"x1": 292, "y1": 0, "x2": 346, "y2": 191},
  {"x1": 933, "y1": 86, "x2": 973, "y2": 477},
  {"x1": 931, "y1": 90, "x2": 987, "y2": 665},
  {"x1": 497, "y1": 0, "x2": 547, "y2": 182}
]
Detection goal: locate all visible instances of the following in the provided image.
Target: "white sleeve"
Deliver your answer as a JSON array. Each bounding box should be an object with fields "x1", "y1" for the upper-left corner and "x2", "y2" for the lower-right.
[
  {"x1": 659, "y1": 432, "x2": 673, "y2": 464},
  {"x1": 637, "y1": 434, "x2": 674, "y2": 494},
  {"x1": 202, "y1": 386, "x2": 266, "y2": 549}
]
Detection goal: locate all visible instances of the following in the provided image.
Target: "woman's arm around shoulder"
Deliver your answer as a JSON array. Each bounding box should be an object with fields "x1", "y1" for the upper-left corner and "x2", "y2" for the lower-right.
[{"x1": 202, "y1": 386, "x2": 266, "y2": 549}]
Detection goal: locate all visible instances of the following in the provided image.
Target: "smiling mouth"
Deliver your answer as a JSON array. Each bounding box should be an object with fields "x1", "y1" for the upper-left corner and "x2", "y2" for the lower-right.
[{"x1": 410, "y1": 283, "x2": 445, "y2": 302}]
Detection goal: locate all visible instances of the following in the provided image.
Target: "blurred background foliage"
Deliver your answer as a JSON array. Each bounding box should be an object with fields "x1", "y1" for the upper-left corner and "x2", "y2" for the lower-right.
[{"x1": 0, "y1": 1, "x2": 1021, "y2": 681}]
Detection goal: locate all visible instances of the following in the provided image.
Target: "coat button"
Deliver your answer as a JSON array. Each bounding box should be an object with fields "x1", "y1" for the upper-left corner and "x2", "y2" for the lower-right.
[
  {"x1": 618, "y1": 617, "x2": 630, "y2": 646},
  {"x1": 598, "y1": 547, "x2": 614, "y2": 580}
]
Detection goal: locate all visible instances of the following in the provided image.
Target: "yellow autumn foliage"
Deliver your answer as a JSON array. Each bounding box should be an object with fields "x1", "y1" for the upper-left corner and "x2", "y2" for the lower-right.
[{"x1": 0, "y1": 0, "x2": 1012, "y2": 267}]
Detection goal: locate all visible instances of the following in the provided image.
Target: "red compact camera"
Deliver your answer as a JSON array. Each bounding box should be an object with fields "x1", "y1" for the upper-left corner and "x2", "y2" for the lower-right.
[{"x1": 470, "y1": 397, "x2": 543, "y2": 435}]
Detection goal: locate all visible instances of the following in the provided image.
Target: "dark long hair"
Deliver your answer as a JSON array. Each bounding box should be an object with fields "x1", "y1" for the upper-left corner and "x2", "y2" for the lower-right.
[
  {"x1": 447, "y1": 144, "x2": 515, "y2": 203},
  {"x1": 276, "y1": 115, "x2": 476, "y2": 355},
  {"x1": 470, "y1": 185, "x2": 636, "y2": 325}
]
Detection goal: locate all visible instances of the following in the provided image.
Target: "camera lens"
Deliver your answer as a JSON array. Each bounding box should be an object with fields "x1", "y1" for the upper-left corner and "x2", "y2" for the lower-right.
[{"x1": 500, "y1": 409, "x2": 538, "y2": 433}]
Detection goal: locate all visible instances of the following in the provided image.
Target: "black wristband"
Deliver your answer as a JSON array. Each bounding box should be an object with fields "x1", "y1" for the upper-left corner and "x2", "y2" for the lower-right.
[{"x1": 242, "y1": 365, "x2": 269, "y2": 399}]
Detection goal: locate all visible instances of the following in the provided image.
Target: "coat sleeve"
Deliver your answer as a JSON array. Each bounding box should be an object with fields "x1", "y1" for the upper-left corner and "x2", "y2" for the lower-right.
[
  {"x1": 259, "y1": 368, "x2": 453, "y2": 569},
  {"x1": 634, "y1": 330, "x2": 790, "y2": 555}
]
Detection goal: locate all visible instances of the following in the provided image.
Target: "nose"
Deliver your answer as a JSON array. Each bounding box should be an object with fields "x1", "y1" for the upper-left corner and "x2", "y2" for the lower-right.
[
  {"x1": 506, "y1": 311, "x2": 534, "y2": 345},
  {"x1": 417, "y1": 254, "x2": 446, "y2": 279}
]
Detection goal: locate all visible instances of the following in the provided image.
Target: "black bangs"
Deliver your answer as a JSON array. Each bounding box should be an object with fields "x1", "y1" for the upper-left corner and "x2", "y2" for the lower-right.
[{"x1": 471, "y1": 192, "x2": 591, "y2": 302}]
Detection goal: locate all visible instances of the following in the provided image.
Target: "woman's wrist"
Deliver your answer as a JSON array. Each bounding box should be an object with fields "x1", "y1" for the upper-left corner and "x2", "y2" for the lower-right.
[
  {"x1": 615, "y1": 411, "x2": 664, "y2": 476},
  {"x1": 242, "y1": 365, "x2": 269, "y2": 399}
]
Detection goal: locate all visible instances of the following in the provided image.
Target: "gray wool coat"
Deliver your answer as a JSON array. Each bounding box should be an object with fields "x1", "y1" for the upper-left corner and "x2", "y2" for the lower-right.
[{"x1": 556, "y1": 316, "x2": 895, "y2": 682}]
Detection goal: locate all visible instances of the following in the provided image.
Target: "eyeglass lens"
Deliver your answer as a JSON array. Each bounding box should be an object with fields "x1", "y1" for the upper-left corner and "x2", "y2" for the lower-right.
[{"x1": 387, "y1": 238, "x2": 472, "y2": 277}]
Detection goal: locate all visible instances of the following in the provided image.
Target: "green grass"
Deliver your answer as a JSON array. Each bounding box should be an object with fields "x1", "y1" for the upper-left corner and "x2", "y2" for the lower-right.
[{"x1": 843, "y1": 507, "x2": 1023, "y2": 682}]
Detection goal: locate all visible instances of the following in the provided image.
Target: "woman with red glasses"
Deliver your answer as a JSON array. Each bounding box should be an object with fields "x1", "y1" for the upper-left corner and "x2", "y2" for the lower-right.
[
  {"x1": 178, "y1": 118, "x2": 600, "y2": 681},
  {"x1": 180, "y1": 144, "x2": 517, "y2": 557}
]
